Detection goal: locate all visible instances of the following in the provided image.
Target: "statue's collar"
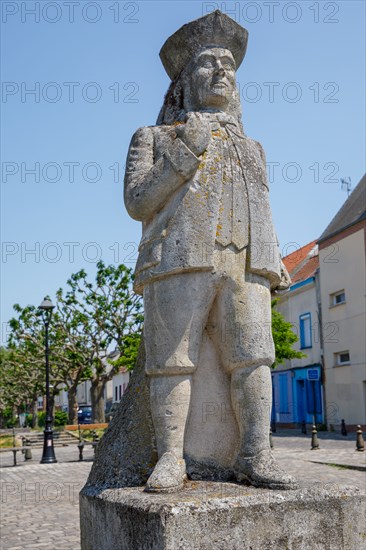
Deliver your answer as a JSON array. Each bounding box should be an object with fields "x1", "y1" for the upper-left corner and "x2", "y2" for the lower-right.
[{"x1": 185, "y1": 110, "x2": 241, "y2": 129}]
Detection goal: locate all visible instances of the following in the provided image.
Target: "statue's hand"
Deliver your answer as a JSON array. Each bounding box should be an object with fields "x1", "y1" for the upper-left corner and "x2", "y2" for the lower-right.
[{"x1": 175, "y1": 113, "x2": 211, "y2": 157}]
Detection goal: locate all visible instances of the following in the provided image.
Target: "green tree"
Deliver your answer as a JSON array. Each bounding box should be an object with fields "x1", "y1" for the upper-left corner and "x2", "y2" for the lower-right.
[
  {"x1": 0, "y1": 341, "x2": 47, "y2": 428},
  {"x1": 0, "y1": 347, "x2": 22, "y2": 427},
  {"x1": 52, "y1": 300, "x2": 92, "y2": 424},
  {"x1": 5, "y1": 309, "x2": 48, "y2": 427},
  {"x1": 57, "y1": 261, "x2": 143, "y2": 422},
  {"x1": 7, "y1": 303, "x2": 91, "y2": 425},
  {"x1": 4, "y1": 263, "x2": 142, "y2": 426},
  {"x1": 271, "y1": 299, "x2": 306, "y2": 367}
]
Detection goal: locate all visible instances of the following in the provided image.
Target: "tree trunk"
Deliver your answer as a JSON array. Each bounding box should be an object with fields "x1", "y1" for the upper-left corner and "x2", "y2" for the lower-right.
[
  {"x1": 68, "y1": 386, "x2": 78, "y2": 425},
  {"x1": 31, "y1": 398, "x2": 38, "y2": 428},
  {"x1": 91, "y1": 379, "x2": 105, "y2": 423}
]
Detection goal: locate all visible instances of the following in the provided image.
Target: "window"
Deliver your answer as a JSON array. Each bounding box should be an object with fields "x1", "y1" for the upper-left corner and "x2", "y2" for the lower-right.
[
  {"x1": 114, "y1": 386, "x2": 118, "y2": 402},
  {"x1": 300, "y1": 313, "x2": 312, "y2": 349},
  {"x1": 334, "y1": 351, "x2": 350, "y2": 366},
  {"x1": 119, "y1": 385, "x2": 122, "y2": 400},
  {"x1": 330, "y1": 290, "x2": 346, "y2": 307}
]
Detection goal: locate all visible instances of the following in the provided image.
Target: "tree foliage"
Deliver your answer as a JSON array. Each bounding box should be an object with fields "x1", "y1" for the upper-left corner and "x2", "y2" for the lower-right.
[
  {"x1": 271, "y1": 299, "x2": 306, "y2": 367},
  {"x1": 6, "y1": 302, "x2": 92, "y2": 424},
  {"x1": 2, "y1": 262, "x2": 143, "y2": 425},
  {"x1": 57, "y1": 261, "x2": 143, "y2": 421}
]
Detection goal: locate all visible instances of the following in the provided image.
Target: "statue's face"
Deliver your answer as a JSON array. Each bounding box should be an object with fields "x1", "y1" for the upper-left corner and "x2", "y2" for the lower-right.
[{"x1": 187, "y1": 47, "x2": 236, "y2": 110}]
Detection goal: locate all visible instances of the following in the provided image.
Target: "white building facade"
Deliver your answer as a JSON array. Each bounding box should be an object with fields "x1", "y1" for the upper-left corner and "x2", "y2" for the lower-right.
[{"x1": 317, "y1": 175, "x2": 366, "y2": 430}]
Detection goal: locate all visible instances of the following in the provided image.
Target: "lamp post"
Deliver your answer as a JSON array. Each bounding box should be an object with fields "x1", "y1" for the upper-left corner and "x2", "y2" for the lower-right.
[{"x1": 38, "y1": 296, "x2": 57, "y2": 464}]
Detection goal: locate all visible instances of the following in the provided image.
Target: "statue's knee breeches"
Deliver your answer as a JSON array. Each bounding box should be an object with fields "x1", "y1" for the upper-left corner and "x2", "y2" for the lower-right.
[
  {"x1": 143, "y1": 272, "x2": 216, "y2": 376},
  {"x1": 208, "y1": 272, "x2": 275, "y2": 372}
]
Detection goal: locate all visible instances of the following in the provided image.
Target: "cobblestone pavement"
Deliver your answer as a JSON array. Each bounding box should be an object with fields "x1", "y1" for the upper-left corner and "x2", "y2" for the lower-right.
[
  {"x1": 1, "y1": 445, "x2": 94, "y2": 550},
  {"x1": 1, "y1": 434, "x2": 365, "y2": 550}
]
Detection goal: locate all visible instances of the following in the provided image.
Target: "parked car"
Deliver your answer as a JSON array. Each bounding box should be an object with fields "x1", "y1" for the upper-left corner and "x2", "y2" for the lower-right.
[{"x1": 78, "y1": 405, "x2": 92, "y2": 424}]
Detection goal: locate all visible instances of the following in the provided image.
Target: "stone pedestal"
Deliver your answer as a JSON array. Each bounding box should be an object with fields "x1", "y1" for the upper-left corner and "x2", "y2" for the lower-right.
[{"x1": 80, "y1": 482, "x2": 365, "y2": 550}]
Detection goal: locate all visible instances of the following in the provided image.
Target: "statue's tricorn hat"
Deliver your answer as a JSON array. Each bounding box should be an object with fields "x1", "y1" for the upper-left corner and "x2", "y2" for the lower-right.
[{"x1": 160, "y1": 10, "x2": 249, "y2": 81}]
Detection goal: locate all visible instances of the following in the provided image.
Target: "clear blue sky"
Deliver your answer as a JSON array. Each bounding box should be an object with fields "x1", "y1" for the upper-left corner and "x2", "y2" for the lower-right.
[{"x1": 1, "y1": 1, "x2": 365, "y2": 343}]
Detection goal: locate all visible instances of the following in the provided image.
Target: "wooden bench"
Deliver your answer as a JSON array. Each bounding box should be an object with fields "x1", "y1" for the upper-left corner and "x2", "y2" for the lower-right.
[
  {"x1": 0, "y1": 446, "x2": 32, "y2": 466},
  {"x1": 65, "y1": 423, "x2": 108, "y2": 431}
]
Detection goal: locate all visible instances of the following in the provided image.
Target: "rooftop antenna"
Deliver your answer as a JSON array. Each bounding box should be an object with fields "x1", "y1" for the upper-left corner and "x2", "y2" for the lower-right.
[{"x1": 341, "y1": 177, "x2": 352, "y2": 197}]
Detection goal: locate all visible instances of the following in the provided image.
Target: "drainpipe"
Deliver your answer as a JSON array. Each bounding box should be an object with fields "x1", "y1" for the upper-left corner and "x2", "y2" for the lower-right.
[{"x1": 315, "y1": 267, "x2": 327, "y2": 427}]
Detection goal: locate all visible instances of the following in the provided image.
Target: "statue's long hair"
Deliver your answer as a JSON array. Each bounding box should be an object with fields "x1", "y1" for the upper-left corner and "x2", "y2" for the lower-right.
[
  {"x1": 156, "y1": 65, "x2": 245, "y2": 134},
  {"x1": 156, "y1": 77, "x2": 186, "y2": 125}
]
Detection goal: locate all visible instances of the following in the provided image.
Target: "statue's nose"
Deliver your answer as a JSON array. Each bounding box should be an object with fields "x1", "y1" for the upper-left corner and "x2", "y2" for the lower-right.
[{"x1": 215, "y1": 66, "x2": 225, "y2": 76}]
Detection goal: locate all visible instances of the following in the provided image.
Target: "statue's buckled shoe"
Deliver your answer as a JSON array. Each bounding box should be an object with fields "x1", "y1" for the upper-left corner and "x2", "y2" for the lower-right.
[
  {"x1": 235, "y1": 449, "x2": 298, "y2": 490},
  {"x1": 145, "y1": 452, "x2": 186, "y2": 494}
]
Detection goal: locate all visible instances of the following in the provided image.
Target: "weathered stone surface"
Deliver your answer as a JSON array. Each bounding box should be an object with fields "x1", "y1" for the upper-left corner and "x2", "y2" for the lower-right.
[
  {"x1": 160, "y1": 10, "x2": 248, "y2": 80},
  {"x1": 121, "y1": 8, "x2": 295, "y2": 490},
  {"x1": 83, "y1": 9, "x2": 298, "y2": 503},
  {"x1": 80, "y1": 482, "x2": 366, "y2": 550},
  {"x1": 84, "y1": 341, "x2": 157, "y2": 490}
]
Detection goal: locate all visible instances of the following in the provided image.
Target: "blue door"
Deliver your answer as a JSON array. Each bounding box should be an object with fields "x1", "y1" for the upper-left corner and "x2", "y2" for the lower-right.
[
  {"x1": 306, "y1": 380, "x2": 322, "y2": 424},
  {"x1": 296, "y1": 380, "x2": 306, "y2": 423}
]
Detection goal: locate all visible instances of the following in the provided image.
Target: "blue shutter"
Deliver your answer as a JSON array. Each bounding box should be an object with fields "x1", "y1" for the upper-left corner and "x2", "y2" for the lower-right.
[{"x1": 279, "y1": 374, "x2": 289, "y2": 413}]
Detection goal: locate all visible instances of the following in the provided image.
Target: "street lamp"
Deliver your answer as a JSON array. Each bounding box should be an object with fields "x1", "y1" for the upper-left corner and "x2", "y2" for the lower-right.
[{"x1": 38, "y1": 296, "x2": 57, "y2": 464}]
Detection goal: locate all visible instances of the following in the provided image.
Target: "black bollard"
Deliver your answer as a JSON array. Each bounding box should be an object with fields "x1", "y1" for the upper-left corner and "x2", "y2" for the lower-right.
[
  {"x1": 78, "y1": 440, "x2": 85, "y2": 461},
  {"x1": 301, "y1": 420, "x2": 307, "y2": 435},
  {"x1": 311, "y1": 424, "x2": 320, "y2": 450},
  {"x1": 341, "y1": 419, "x2": 348, "y2": 436},
  {"x1": 356, "y1": 425, "x2": 365, "y2": 452},
  {"x1": 24, "y1": 447, "x2": 32, "y2": 461}
]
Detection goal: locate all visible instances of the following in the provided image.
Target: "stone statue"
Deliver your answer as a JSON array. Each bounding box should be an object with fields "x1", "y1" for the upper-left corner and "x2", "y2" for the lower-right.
[{"x1": 123, "y1": 10, "x2": 296, "y2": 493}]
